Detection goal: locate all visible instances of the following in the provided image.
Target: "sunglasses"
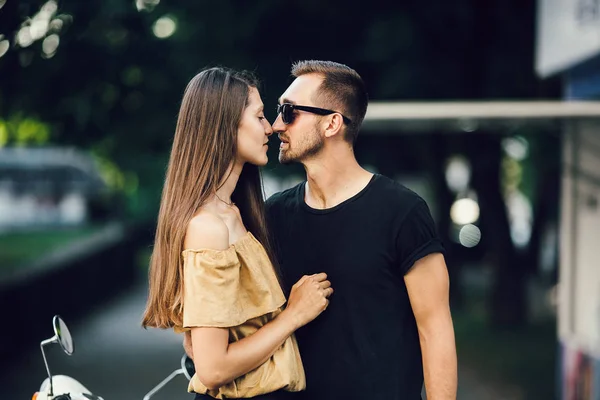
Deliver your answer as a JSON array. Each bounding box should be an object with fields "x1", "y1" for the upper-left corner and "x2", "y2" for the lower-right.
[{"x1": 276, "y1": 103, "x2": 352, "y2": 125}]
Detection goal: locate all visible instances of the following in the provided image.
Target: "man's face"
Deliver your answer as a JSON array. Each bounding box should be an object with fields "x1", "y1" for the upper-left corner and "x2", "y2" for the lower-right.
[{"x1": 273, "y1": 74, "x2": 325, "y2": 164}]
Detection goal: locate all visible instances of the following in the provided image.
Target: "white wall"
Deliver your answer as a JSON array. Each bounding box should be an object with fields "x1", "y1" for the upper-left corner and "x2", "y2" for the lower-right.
[
  {"x1": 559, "y1": 120, "x2": 600, "y2": 356},
  {"x1": 536, "y1": 0, "x2": 600, "y2": 77}
]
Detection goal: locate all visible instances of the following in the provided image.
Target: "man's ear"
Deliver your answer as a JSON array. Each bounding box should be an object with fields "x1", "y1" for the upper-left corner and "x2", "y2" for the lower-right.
[{"x1": 323, "y1": 113, "x2": 345, "y2": 139}]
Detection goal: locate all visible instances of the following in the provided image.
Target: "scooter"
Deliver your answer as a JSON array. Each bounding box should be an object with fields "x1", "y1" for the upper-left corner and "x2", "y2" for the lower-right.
[
  {"x1": 142, "y1": 353, "x2": 195, "y2": 399},
  {"x1": 33, "y1": 315, "x2": 104, "y2": 400}
]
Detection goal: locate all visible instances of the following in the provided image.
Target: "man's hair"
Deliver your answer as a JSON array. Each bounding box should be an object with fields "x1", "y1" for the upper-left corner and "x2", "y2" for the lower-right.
[{"x1": 291, "y1": 60, "x2": 368, "y2": 144}]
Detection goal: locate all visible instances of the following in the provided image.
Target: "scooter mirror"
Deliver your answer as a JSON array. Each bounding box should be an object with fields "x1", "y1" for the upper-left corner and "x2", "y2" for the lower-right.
[
  {"x1": 181, "y1": 354, "x2": 195, "y2": 380},
  {"x1": 53, "y1": 315, "x2": 74, "y2": 355},
  {"x1": 143, "y1": 355, "x2": 194, "y2": 400}
]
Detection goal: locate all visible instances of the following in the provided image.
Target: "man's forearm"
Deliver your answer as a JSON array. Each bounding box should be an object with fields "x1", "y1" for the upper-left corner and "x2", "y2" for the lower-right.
[{"x1": 419, "y1": 313, "x2": 457, "y2": 400}]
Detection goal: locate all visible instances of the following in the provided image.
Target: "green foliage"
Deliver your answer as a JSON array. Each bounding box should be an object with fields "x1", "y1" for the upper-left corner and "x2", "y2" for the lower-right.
[
  {"x1": 0, "y1": 0, "x2": 560, "y2": 223},
  {"x1": 0, "y1": 115, "x2": 51, "y2": 146}
]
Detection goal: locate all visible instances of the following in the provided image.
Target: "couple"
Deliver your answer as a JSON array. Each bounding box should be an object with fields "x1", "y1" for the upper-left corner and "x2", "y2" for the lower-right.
[{"x1": 142, "y1": 60, "x2": 457, "y2": 400}]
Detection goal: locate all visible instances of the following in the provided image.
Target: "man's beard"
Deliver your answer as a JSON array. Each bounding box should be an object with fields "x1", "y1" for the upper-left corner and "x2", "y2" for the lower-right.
[{"x1": 278, "y1": 127, "x2": 324, "y2": 164}]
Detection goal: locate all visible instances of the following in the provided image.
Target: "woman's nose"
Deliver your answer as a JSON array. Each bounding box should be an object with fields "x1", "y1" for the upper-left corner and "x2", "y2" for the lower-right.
[{"x1": 265, "y1": 121, "x2": 274, "y2": 136}]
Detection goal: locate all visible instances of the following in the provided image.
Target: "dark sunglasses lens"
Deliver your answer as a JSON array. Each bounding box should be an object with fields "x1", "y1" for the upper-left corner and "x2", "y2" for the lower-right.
[
  {"x1": 282, "y1": 104, "x2": 294, "y2": 124},
  {"x1": 277, "y1": 105, "x2": 286, "y2": 123}
]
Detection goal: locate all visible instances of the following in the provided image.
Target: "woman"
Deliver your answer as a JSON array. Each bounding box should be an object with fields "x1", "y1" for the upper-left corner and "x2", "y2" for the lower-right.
[{"x1": 141, "y1": 67, "x2": 333, "y2": 400}]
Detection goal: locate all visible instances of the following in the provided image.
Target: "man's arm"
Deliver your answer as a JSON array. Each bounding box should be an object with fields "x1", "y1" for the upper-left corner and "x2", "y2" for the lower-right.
[{"x1": 405, "y1": 252, "x2": 457, "y2": 400}]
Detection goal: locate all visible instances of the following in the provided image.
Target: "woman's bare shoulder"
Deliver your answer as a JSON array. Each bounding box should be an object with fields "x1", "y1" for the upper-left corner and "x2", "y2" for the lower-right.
[{"x1": 185, "y1": 210, "x2": 230, "y2": 251}]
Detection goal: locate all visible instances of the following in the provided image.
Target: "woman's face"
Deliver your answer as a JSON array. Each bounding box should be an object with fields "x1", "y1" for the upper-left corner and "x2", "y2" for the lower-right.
[{"x1": 236, "y1": 87, "x2": 273, "y2": 166}]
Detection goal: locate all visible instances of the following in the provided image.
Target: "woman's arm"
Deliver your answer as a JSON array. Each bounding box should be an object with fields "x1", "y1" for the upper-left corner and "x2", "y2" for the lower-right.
[
  {"x1": 185, "y1": 212, "x2": 332, "y2": 390},
  {"x1": 191, "y1": 306, "x2": 295, "y2": 390}
]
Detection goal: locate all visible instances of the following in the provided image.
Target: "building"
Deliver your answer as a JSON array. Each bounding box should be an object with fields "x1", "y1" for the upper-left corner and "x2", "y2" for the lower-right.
[{"x1": 537, "y1": 0, "x2": 600, "y2": 398}]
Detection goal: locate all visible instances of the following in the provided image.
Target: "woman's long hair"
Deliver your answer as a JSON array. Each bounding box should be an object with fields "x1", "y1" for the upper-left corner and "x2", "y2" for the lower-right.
[{"x1": 142, "y1": 67, "x2": 280, "y2": 329}]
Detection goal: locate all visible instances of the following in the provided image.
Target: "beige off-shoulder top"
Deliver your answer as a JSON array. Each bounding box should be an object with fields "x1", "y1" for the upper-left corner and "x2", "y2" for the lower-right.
[{"x1": 175, "y1": 231, "x2": 306, "y2": 399}]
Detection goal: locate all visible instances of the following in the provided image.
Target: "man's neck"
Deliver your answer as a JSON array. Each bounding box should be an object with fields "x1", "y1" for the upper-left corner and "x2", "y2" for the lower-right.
[{"x1": 302, "y1": 152, "x2": 373, "y2": 210}]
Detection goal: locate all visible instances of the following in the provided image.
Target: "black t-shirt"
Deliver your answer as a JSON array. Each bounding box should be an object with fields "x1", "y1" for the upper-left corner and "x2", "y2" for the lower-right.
[{"x1": 265, "y1": 174, "x2": 445, "y2": 400}]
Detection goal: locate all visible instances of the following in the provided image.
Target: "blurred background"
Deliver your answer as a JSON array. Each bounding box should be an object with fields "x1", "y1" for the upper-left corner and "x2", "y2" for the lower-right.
[{"x1": 1, "y1": 0, "x2": 599, "y2": 399}]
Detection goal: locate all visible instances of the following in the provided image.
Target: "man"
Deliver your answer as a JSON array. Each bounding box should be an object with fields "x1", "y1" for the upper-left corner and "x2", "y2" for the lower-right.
[
  {"x1": 265, "y1": 60, "x2": 457, "y2": 400},
  {"x1": 185, "y1": 60, "x2": 457, "y2": 399}
]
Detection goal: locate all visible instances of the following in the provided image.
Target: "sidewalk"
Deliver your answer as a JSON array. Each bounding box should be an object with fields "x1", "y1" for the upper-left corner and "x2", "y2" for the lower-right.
[
  {"x1": 456, "y1": 366, "x2": 524, "y2": 400},
  {"x1": 2, "y1": 281, "x2": 190, "y2": 400},
  {"x1": 2, "y1": 277, "x2": 518, "y2": 400}
]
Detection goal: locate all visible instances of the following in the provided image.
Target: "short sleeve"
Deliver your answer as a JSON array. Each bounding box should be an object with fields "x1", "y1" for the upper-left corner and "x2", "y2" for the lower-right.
[
  {"x1": 182, "y1": 247, "x2": 248, "y2": 328},
  {"x1": 396, "y1": 198, "x2": 445, "y2": 275}
]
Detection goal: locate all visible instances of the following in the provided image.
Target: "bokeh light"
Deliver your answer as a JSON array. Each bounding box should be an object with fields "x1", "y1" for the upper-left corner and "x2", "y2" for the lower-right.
[
  {"x1": 459, "y1": 224, "x2": 482, "y2": 247},
  {"x1": 502, "y1": 136, "x2": 529, "y2": 160},
  {"x1": 152, "y1": 16, "x2": 176, "y2": 39},
  {"x1": 450, "y1": 197, "x2": 480, "y2": 225},
  {"x1": 445, "y1": 155, "x2": 471, "y2": 193},
  {"x1": 0, "y1": 39, "x2": 9, "y2": 58},
  {"x1": 136, "y1": 0, "x2": 161, "y2": 12},
  {"x1": 42, "y1": 34, "x2": 60, "y2": 58},
  {"x1": 17, "y1": 28, "x2": 34, "y2": 48}
]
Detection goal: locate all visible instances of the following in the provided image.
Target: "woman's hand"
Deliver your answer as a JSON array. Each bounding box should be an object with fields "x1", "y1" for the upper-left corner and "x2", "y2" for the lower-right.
[
  {"x1": 283, "y1": 273, "x2": 333, "y2": 329},
  {"x1": 187, "y1": 274, "x2": 333, "y2": 389}
]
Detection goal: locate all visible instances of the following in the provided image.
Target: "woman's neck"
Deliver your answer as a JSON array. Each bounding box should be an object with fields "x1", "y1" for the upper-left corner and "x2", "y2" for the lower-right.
[{"x1": 215, "y1": 160, "x2": 243, "y2": 206}]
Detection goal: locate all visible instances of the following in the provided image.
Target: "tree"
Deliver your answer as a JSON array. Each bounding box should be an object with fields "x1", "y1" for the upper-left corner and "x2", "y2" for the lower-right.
[{"x1": 1, "y1": 0, "x2": 561, "y2": 325}]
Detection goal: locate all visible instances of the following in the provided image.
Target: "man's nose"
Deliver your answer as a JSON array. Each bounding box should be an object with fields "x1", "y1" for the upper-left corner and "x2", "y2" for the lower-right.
[{"x1": 272, "y1": 113, "x2": 285, "y2": 133}]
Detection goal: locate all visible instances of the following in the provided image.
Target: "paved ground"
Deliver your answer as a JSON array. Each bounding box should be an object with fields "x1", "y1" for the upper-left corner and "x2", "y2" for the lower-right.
[
  {"x1": 2, "y1": 281, "x2": 191, "y2": 400},
  {"x1": 2, "y1": 277, "x2": 519, "y2": 400}
]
